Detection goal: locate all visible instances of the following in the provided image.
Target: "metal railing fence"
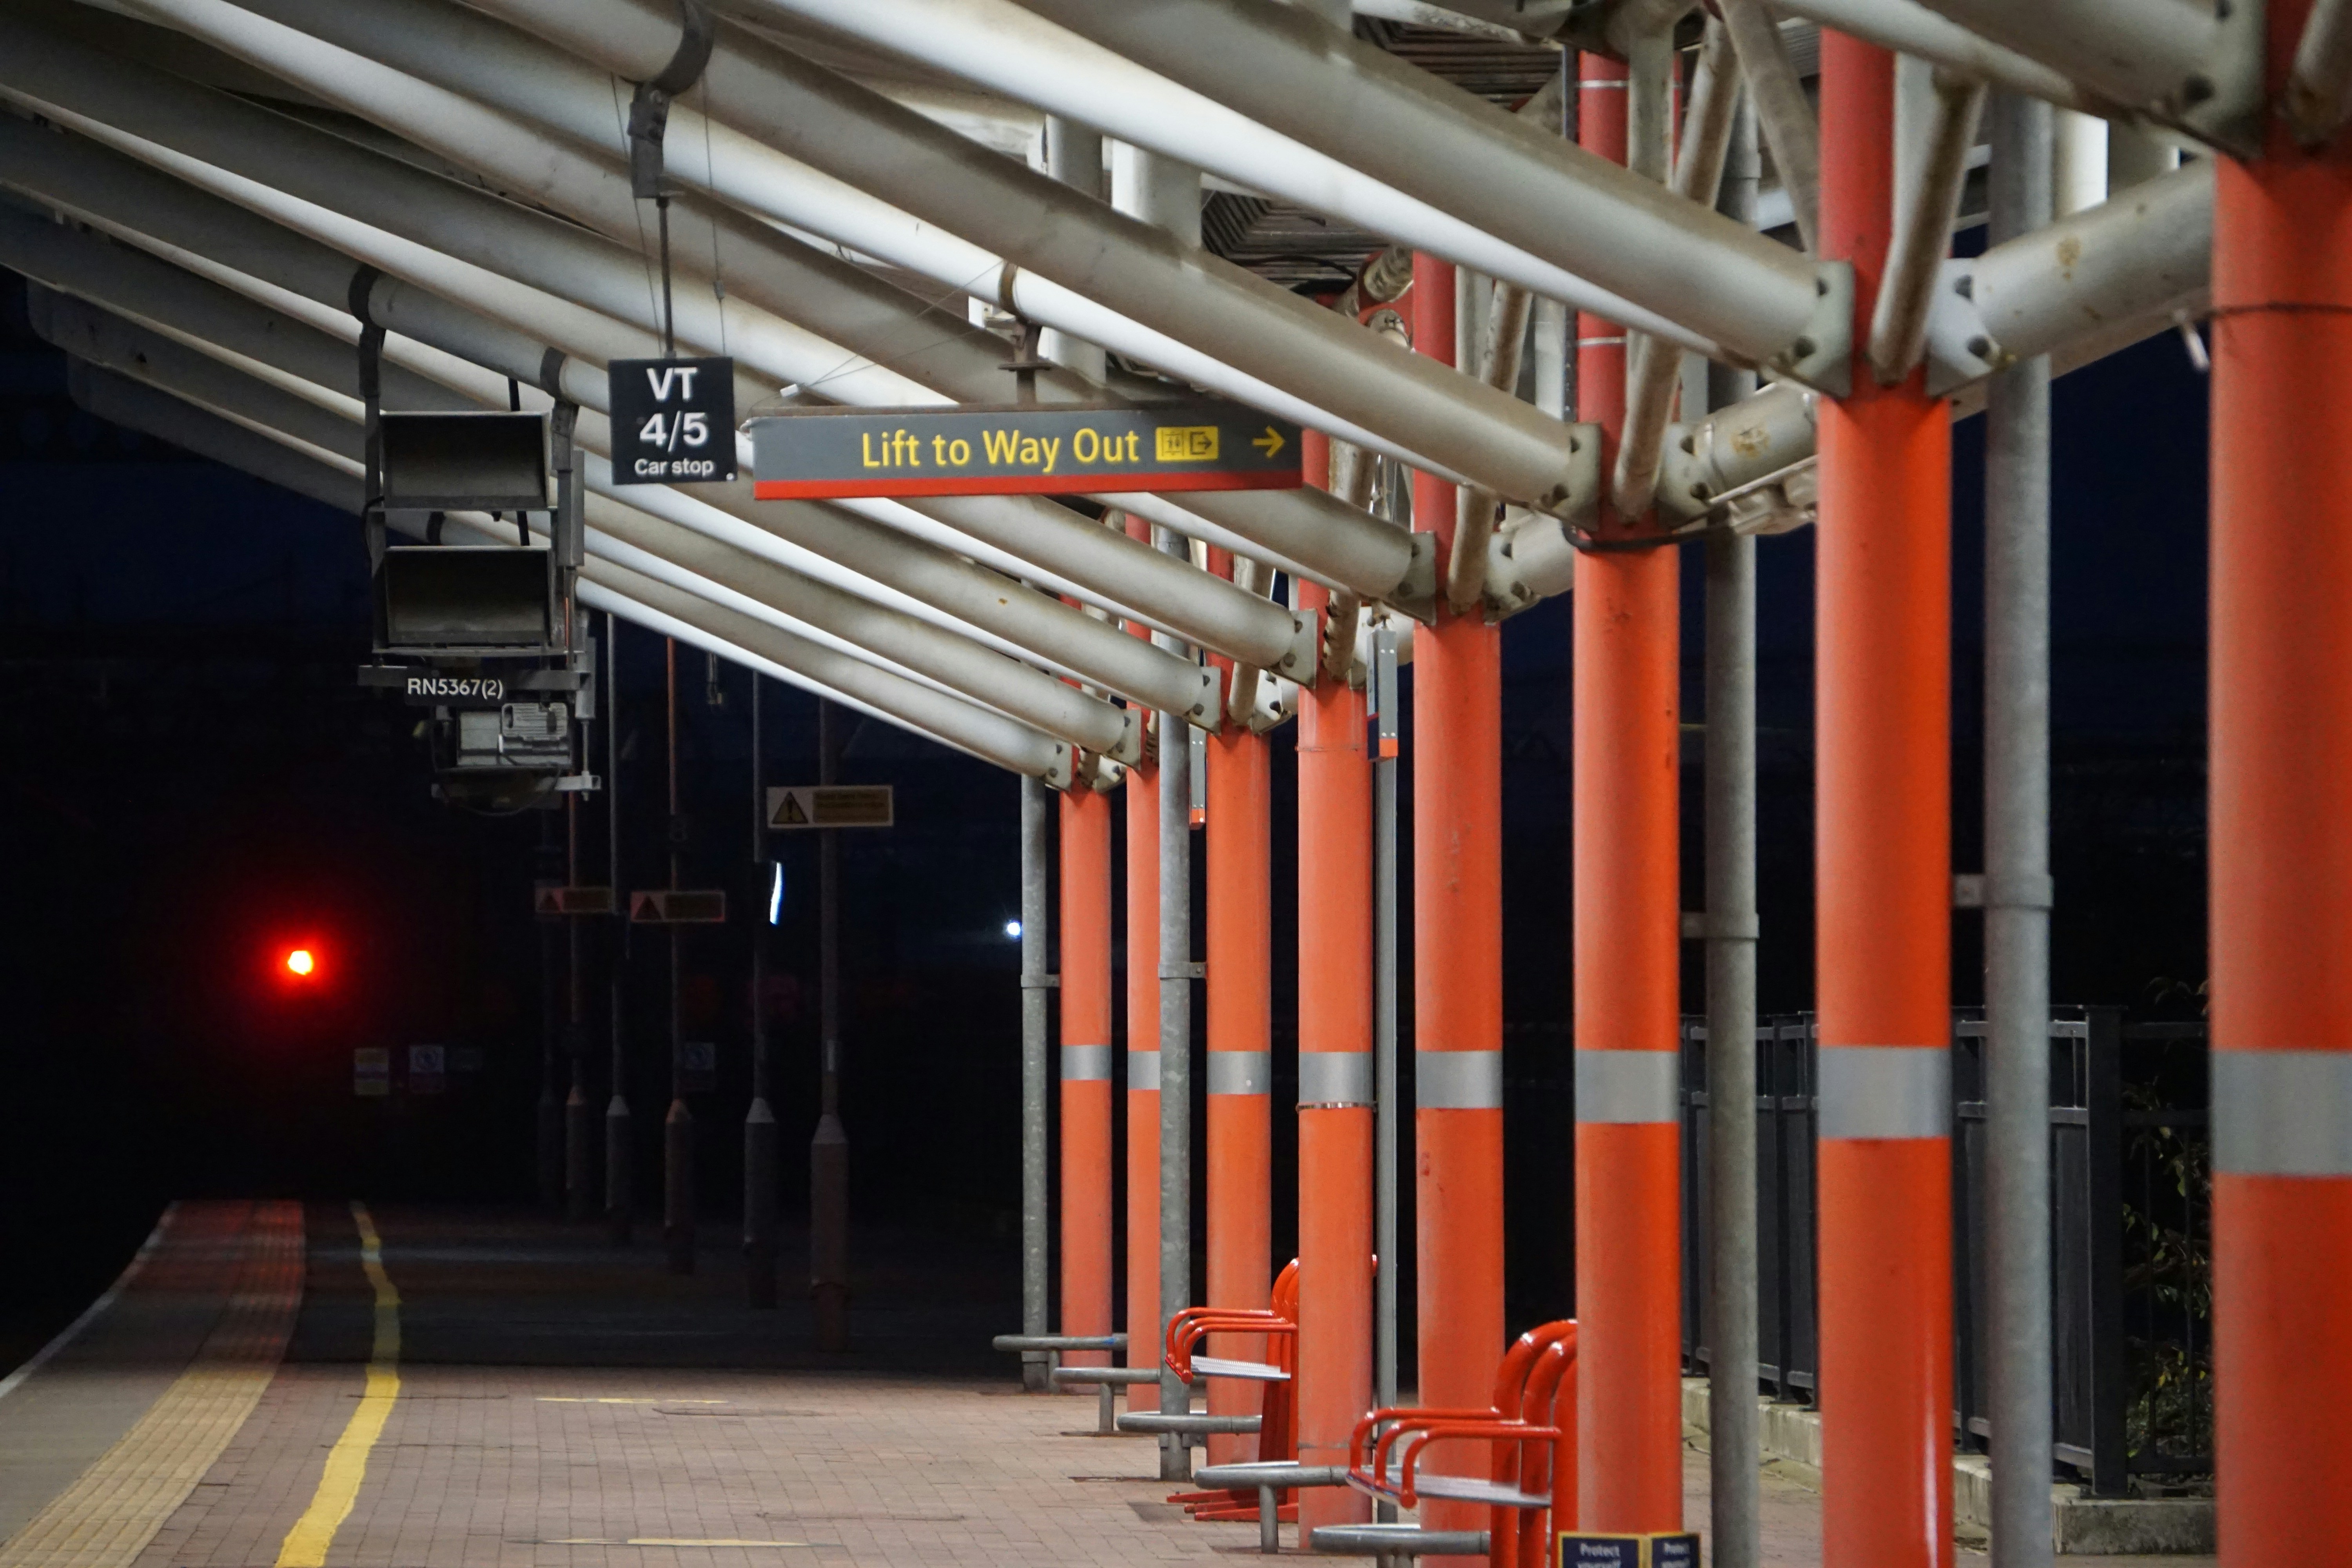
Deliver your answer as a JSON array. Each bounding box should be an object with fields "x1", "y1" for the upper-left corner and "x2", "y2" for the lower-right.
[{"x1": 1677, "y1": 1007, "x2": 2213, "y2": 1494}]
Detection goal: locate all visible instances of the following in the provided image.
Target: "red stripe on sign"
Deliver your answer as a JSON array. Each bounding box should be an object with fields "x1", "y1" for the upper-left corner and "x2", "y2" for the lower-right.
[{"x1": 753, "y1": 470, "x2": 1304, "y2": 501}]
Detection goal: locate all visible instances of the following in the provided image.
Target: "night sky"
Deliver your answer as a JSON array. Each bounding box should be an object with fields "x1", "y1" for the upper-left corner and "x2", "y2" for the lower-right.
[{"x1": 0, "y1": 267, "x2": 2213, "y2": 1362}]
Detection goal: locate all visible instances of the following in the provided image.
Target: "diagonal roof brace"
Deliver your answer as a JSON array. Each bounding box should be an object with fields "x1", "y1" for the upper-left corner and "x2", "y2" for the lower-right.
[
  {"x1": 1899, "y1": 0, "x2": 2265, "y2": 154},
  {"x1": 461, "y1": 0, "x2": 1603, "y2": 507},
  {"x1": 984, "y1": 0, "x2": 1838, "y2": 381},
  {"x1": 1924, "y1": 158, "x2": 2212, "y2": 396},
  {"x1": 0, "y1": 36, "x2": 1300, "y2": 675}
]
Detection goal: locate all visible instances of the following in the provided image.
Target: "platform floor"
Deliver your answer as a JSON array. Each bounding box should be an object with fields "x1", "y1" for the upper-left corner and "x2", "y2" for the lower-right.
[{"x1": 0, "y1": 1201, "x2": 2213, "y2": 1568}]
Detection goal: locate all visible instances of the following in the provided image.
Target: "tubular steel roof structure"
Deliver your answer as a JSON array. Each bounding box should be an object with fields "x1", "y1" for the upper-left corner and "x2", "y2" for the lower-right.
[{"x1": 3, "y1": 0, "x2": 2342, "y2": 1564}]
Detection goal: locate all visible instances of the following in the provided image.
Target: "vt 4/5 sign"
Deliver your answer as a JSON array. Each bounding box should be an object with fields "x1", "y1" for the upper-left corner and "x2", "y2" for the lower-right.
[
  {"x1": 749, "y1": 401, "x2": 1301, "y2": 499},
  {"x1": 609, "y1": 357, "x2": 736, "y2": 484}
]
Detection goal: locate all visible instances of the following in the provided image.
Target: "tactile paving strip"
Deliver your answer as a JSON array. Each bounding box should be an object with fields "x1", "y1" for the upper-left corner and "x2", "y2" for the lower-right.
[{"x1": 0, "y1": 1202, "x2": 304, "y2": 1568}]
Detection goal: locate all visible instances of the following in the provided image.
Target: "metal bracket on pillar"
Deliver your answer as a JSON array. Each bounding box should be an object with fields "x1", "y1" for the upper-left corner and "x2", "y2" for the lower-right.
[
  {"x1": 2172, "y1": 0, "x2": 2267, "y2": 157},
  {"x1": 1922, "y1": 259, "x2": 2007, "y2": 398},
  {"x1": 1385, "y1": 530, "x2": 1440, "y2": 626},
  {"x1": 1275, "y1": 609, "x2": 1322, "y2": 686},
  {"x1": 1484, "y1": 422, "x2": 1603, "y2": 617},
  {"x1": 1767, "y1": 260, "x2": 1855, "y2": 397},
  {"x1": 1108, "y1": 704, "x2": 1148, "y2": 766}
]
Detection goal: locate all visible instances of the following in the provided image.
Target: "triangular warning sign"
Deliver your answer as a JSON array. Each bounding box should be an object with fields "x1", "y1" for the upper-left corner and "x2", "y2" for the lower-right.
[
  {"x1": 630, "y1": 890, "x2": 658, "y2": 921},
  {"x1": 775, "y1": 793, "x2": 810, "y2": 826}
]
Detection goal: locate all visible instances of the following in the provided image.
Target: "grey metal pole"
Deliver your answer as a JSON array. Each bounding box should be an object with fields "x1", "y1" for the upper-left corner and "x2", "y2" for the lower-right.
[
  {"x1": 1020, "y1": 774, "x2": 1054, "y2": 1391},
  {"x1": 745, "y1": 671, "x2": 780, "y2": 1307},
  {"x1": 811, "y1": 698, "x2": 851, "y2": 1349},
  {"x1": 1156, "y1": 528, "x2": 1196, "y2": 1483},
  {"x1": 1704, "y1": 96, "x2": 1763, "y2": 1568},
  {"x1": 1372, "y1": 621, "x2": 1401, "y2": 1531},
  {"x1": 1984, "y1": 89, "x2": 2057, "y2": 1568},
  {"x1": 662, "y1": 636, "x2": 696, "y2": 1274},
  {"x1": 1120, "y1": 143, "x2": 1201, "y2": 1484},
  {"x1": 537, "y1": 810, "x2": 564, "y2": 1209},
  {"x1": 565, "y1": 787, "x2": 595, "y2": 1221},
  {"x1": 606, "y1": 610, "x2": 633, "y2": 1244}
]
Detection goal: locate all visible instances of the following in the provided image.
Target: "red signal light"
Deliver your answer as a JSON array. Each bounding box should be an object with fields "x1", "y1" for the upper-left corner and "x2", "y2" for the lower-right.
[{"x1": 285, "y1": 947, "x2": 316, "y2": 978}]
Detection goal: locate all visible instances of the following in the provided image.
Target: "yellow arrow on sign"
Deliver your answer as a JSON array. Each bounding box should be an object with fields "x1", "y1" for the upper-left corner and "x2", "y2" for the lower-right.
[{"x1": 1252, "y1": 426, "x2": 1285, "y2": 459}]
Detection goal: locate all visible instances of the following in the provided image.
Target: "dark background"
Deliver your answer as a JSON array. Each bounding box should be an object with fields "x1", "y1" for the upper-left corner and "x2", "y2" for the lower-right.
[{"x1": 0, "y1": 269, "x2": 2211, "y2": 1375}]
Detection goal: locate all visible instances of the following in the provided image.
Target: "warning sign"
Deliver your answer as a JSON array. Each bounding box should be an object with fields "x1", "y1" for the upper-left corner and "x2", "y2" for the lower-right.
[
  {"x1": 534, "y1": 885, "x2": 615, "y2": 916},
  {"x1": 767, "y1": 784, "x2": 894, "y2": 830},
  {"x1": 354, "y1": 1047, "x2": 390, "y2": 1098},
  {"x1": 629, "y1": 889, "x2": 729, "y2": 923}
]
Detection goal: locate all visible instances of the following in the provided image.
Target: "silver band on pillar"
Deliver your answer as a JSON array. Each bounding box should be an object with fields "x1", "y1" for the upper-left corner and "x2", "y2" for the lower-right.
[
  {"x1": 1061, "y1": 1044, "x2": 1112, "y2": 1082},
  {"x1": 1817, "y1": 1045, "x2": 1950, "y2": 1140},
  {"x1": 2214, "y1": 1050, "x2": 2352, "y2": 1176},
  {"x1": 1206, "y1": 1051, "x2": 1271, "y2": 1095},
  {"x1": 1416, "y1": 1049, "x2": 1503, "y2": 1110},
  {"x1": 1127, "y1": 1049, "x2": 1160, "y2": 1093},
  {"x1": 1573, "y1": 1048, "x2": 1680, "y2": 1124},
  {"x1": 1300, "y1": 1052, "x2": 1374, "y2": 1107}
]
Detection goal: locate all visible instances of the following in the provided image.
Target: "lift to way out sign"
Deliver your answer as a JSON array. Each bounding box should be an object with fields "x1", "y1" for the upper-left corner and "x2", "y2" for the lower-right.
[
  {"x1": 749, "y1": 402, "x2": 1302, "y2": 499},
  {"x1": 768, "y1": 785, "x2": 894, "y2": 829}
]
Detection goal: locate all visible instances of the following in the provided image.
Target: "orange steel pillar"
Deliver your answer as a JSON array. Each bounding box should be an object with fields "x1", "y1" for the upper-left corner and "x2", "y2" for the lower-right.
[
  {"x1": 1205, "y1": 554, "x2": 1274, "y2": 1466},
  {"x1": 2211, "y1": 4, "x2": 2352, "y2": 1560},
  {"x1": 1123, "y1": 513, "x2": 1163, "y2": 1416},
  {"x1": 1815, "y1": 33, "x2": 1954, "y2": 1568},
  {"x1": 1295, "y1": 428, "x2": 1376, "y2": 1542},
  {"x1": 1060, "y1": 784, "x2": 1115, "y2": 1369},
  {"x1": 1410, "y1": 252, "x2": 1506, "y2": 1559},
  {"x1": 1572, "y1": 49, "x2": 1686, "y2": 1534}
]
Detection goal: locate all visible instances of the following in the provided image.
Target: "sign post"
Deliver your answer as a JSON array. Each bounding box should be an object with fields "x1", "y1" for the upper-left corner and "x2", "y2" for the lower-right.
[
  {"x1": 751, "y1": 402, "x2": 1301, "y2": 499},
  {"x1": 609, "y1": 357, "x2": 737, "y2": 485}
]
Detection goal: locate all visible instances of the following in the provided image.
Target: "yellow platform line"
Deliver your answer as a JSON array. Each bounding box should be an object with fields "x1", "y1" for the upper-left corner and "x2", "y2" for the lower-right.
[
  {"x1": 0, "y1": 1200, "x2": 305, "y2": 1568},
  {"x1": 274, "y1": 1203, "x2": 400, "y2": 1568}
]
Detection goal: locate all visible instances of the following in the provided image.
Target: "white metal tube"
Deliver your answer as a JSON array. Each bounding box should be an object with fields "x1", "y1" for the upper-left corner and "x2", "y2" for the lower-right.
[
  {"x1": 0, "y1": 164, "x2": 1219, "y2": 719},
  {"x1": 67, "y1": 357, "x2": 1060, "y2": 775},
  {"x1": 0, "y1": 90, "x2": 1295, "y2": 673},
  {"x1": 205, "y1": 0, "x2": 1431, "y2": 475},
  {"x1": 1765, "y1": 0, "x2": 2101, "y2": 111},
  {"x1": 1867, "y1": 71, "x2": 1987, "y2": 384},
  {"x1": 1900, "y1": 0, "x2": 2223, "y2": 114},
  {"x1": 458, "y1": 0, "x2": 1598, "y2": 508},
  {"x1": 1617, "y1": 16, "x2": 1741, "y2": 517},
  {"x1": 584, "y1": 555, "x2": 1074, "y2": 786},
  {"x1": 64, "y1": 292, "x2": 1131, "y2": 762},
  {"x1": 1963, "y1": 158, "x2": 2212, "y2": 364},
  {"x1": 2290, "y1": 0, "x2": 2352, "y2": 143},
  {"x1": 169, "y1": 0, "x2": 1105, "y2": 411},
  {"x1": 2053, "y1": 110, "x2": 2112, "y2": 217},
  {"x1": 1719, "y1": 0, "x2": 1820, "y2": 253},
  {"x1": 18, "y1": 3, "x2": 940, "y2": 411},
  {"x1": 726, "y1": 0, "x2": 1726, "y2": 360},
  {"x1": 0, "y1": 204, "x2": 461, "y2": 412},
  {"x1": 959, "y1": 0, "x2": 1822, "y2": 366}
]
